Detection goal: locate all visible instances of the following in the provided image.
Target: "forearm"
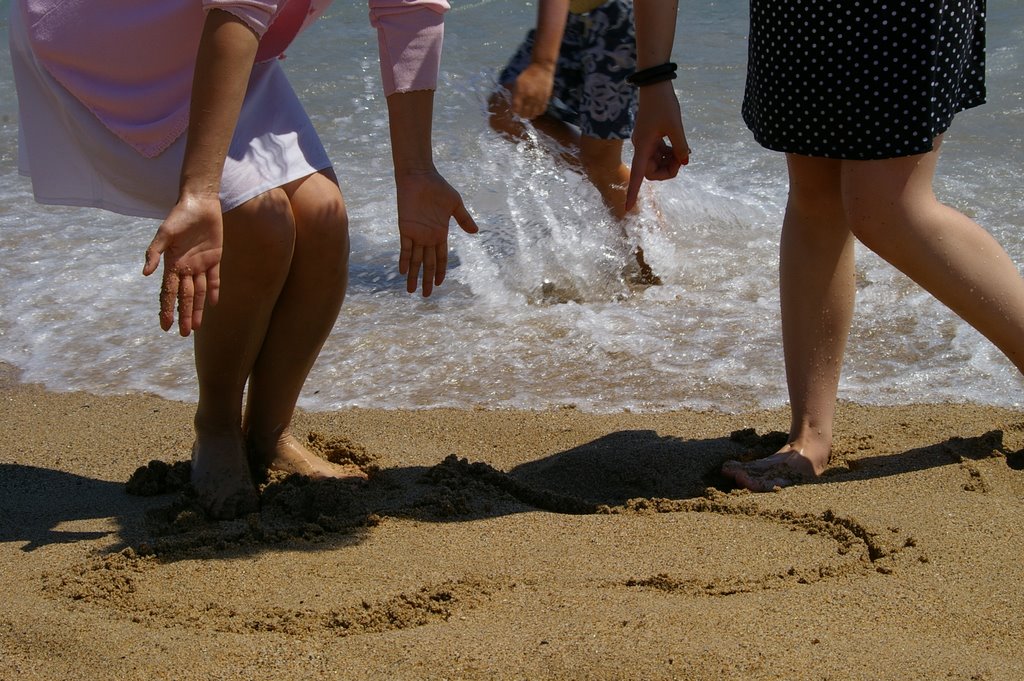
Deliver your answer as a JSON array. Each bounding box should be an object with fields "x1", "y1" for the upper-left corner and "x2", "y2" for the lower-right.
[
  {"x1": 633, "y1": 0, "x2": 678, "y2": 69},
  {"x1": 386, "y1": 90, "x2": 435, "y2": 174},
  {"x1": 178, "y1": 9, "x2": 259, "y2": 201},
  {"x1": 531, "y1": 0, "x2": 570, "y2": 68}
]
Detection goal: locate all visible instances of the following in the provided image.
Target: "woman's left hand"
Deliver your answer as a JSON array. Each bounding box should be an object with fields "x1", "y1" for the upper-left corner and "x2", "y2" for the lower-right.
[{"x1": 395, "y1": 168, "x2": 478, "y2": 297}]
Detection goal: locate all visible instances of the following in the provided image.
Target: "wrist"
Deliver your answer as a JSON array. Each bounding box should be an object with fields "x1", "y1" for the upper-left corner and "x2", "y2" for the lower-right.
[
  {"x1": 394, "y1": 164, "x2": 438, "y2": 178},
  {"x1": 638, "y1": 79, "x2": 678, "y2": 98},
  {"x1": 177, "y1": 168, "x2": 223, "y2": 202},
  {"x1": 627, "y1": 62, "x2": 678, "y2": 87},
  {"x1": 176, "y1": 187, "x2": 222, "y2": 204}
]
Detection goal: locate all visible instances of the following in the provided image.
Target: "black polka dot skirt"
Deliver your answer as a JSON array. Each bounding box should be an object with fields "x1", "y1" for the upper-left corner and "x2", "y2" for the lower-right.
[{"x1": 741, "y1": 0, "x2": 987, "y2": 159}]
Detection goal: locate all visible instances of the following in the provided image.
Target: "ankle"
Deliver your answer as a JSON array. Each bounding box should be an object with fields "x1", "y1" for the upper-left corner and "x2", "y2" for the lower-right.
[
  {"x1": 246, "y1": 426, "x2": 293, "y2": 453},
  {"x1": 193, "y1": 412, "x2": 243, "y2": 442}
]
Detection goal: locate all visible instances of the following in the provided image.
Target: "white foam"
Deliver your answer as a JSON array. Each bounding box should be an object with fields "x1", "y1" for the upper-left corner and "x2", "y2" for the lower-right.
[{"x1": 1, "y1": 1, "x2": 1023, "y2": 412}]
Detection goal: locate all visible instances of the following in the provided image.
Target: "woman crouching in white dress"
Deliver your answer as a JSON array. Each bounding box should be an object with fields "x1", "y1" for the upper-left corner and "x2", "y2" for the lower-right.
[{"x1": 10, "y1": 0, "x2": 478, "y2": 518}]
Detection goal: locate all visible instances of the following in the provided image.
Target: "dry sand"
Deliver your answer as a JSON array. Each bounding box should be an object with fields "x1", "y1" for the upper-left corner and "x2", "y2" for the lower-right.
[{"x1": 1, "y1": 362, "x2": 1023, "y2": 680}]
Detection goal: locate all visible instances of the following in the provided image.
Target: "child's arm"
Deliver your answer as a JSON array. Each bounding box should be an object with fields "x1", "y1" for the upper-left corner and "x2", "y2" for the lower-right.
[{"x1": 511, "y1": 0, "x2": 570, "y2": 120}]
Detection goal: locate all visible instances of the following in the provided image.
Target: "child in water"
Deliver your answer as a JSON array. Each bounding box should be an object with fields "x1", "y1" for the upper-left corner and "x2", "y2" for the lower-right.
[{"x1": 489, "y1": 0, "x2": 662, "y2": 285}]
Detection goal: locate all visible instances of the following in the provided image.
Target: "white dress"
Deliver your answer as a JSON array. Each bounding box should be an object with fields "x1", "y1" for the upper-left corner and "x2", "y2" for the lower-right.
[{"x1": 9, "y1": 0, "x2": 332, "y2": 220}]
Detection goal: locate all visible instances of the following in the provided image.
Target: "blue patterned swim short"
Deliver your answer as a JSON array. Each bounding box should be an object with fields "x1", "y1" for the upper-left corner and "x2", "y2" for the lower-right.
[{"x1": 497, "y1": 0, "x2": 637, "y2": 141}]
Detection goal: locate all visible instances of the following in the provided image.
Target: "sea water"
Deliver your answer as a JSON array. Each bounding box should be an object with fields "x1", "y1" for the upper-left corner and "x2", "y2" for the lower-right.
[{"x1": 0, "y1": 0, "x2": 1022, "y2": 413}]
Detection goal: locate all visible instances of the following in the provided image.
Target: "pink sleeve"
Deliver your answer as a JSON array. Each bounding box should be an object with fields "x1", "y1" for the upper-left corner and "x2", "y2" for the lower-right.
[
  {"x1": 368, "y1": 0, "x2": 450, "y2": 95},
  {"x1": 203, "y1": 0, "x2": 280, "y2": 37}
]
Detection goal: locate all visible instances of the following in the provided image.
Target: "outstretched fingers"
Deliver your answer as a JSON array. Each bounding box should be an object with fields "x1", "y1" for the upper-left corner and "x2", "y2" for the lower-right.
[
  {"x1": 142, "y1": 198, "x2": 224, "y2": 335},
  {"x1": 396, "y1": 170, "x2": 480, "y2": 297},
  {"x1": 176, "y1": 269, "x2": 195, "y2": 337},
  {"x1": 191, "y1": 271, "x2": 208, "y2": 331},
  {"x1": 420, "y1": 246, "x2": 437, "y2": 297},
  {"x1": 200, "y1": 262, "x2": 220, "y2": 325},
  {"x1": 143, "y1": 239, "x2": 163, "y2": 278},
  {"x1": 153, "y1": 254, "x2": 217, "y2": 335},
  {"x1": 157, "y1": 265, "x2": 201, "y2": 336},
  {"x1": 401, "y1": 239, "x2": 428, "y2": 295}
]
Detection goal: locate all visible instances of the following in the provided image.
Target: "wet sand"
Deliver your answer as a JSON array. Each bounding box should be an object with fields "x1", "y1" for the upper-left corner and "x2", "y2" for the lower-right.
[{"x1": 2, "y1": 367, "x2": 1023, "y2": 680}]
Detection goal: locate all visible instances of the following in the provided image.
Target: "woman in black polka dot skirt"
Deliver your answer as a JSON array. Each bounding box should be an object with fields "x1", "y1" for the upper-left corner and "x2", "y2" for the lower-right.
[
  {"x1": 628, "y1": 0, "x2": 1024, "y2": 491},
  {"x1": 741, "y1": 1, "x2": 988, "y2": 161}
]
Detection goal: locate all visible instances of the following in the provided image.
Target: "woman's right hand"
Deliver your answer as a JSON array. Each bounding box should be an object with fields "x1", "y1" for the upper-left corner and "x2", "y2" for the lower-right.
[
  {"x1": 625, "y1": 80, "x2": 691, "y2": 211},
  {"x1": 142, "y1": 195, "x2": 224, "y2": 336}
]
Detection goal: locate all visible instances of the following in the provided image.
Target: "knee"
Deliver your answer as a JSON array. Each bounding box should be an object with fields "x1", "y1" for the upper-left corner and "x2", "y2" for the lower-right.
[
  {"x1": 842, "y1": 191, "x2": 907, "y2": 252},
  {"x1": 843, "y1": 195, "x2": 880, "y2": 244},
  {"x1": 296, "y1": 189, "x2": 350, "y2": 269},
  {"x1": 841, "y1": 160, "x2": 935, "y2": 251},
  {"x1": 243, "y1": 187, "x2": 296, "y2": 244},
  {"x1": 226, "y1": 188, "x2": 297, "y2": 273},
  {"x1": 579, "y1": 142, "x2": 624, "y2": 184},
  {"x1": 784, "y1": 156, "x2": 845, "y2": 227},
  {"x1": 787, "y1": 180, "x2": 843, "y2": 224}
]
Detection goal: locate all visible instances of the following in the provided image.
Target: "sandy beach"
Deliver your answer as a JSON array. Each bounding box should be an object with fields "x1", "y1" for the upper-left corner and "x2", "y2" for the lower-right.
[{"x1": 1, "y1": 363, "x2": 1022, "y2": 680}]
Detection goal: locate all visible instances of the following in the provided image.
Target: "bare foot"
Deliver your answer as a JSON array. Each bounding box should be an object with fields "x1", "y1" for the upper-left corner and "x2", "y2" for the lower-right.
[
  {"x1": 250, "y1": 433, "x2": 369, "y2": 481},
  {"x1": 191, "y1": 433, "x2": 260, "y2": 520},
  {"x1": 721, "y1": 446, "x2": 828, "y2": 492}
]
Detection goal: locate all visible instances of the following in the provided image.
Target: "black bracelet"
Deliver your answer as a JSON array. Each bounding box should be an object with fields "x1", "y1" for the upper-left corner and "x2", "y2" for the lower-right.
[
  {"x1": 626, "y1": 62, "x2": 677, "y2": 87},
  {"x1": 633, "y1": 71, "x2": 677, "y2": 87}
]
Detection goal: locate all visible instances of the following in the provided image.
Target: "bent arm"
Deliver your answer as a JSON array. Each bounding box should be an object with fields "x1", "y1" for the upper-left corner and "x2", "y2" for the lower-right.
[{"x1": 143, "y1": 10, "x2": 260, "y2": 335}]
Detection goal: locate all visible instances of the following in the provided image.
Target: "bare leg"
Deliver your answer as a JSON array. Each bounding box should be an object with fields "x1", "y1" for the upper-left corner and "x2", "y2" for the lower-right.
[
  {"x1": 723, "y1": 155, "x2": 855, "y2": 491},
  {"x1": 578, "y1": 136, "x2": 659, "y2": 283},
  {"x1": 189, "y1": 171, "x2": 362, "y2": 519},
  {"x1": 843, "y1": 139, "x2": 1024, "y2": 373},
  {"x1": 191, "y1": 188, "x2": 298, "y2": 519},
  {"x1": 242, "y1": 171, "x2": 366, "y2": 481},
  {"x1": 726, "y1": 141, "x2": 1024, "y2": 492}
]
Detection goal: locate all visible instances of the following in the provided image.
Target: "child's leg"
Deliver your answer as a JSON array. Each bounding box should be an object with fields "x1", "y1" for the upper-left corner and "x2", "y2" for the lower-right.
[
  {"x1": 578, "y1": 136, "x2": 630, "y2": 219},
  {"x1": 842, "y1": 141, "x2": 1024, "y2": 373},
  {"x1": 191, "y1": 187, "x2": 299, "y2": 519},
  {"x1": 241, "y1": 170, "x2": 364, "y2": 480},
  {"x1": 723, "y1": 155, "x2": 855, "y2": 491},
  {"x1": 579, "y1": 135, "x2": 658, "y2": 282}
]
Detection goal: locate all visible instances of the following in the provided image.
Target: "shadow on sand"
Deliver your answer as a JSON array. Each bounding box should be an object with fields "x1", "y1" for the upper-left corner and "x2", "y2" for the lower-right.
[{"x1": 2, "y1": 426, "x2": 1019, "y2": 558}]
